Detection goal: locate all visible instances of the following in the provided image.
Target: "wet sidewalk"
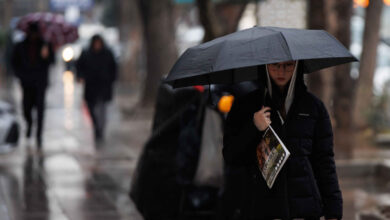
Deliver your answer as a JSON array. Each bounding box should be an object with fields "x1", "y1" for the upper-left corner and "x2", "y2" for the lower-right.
[
  {"x1": 0, "y1": 66, "x2": 151, "y2": 220},
  {"x1": 3, "y1": 64, "x2": 390, "y2": 220}
]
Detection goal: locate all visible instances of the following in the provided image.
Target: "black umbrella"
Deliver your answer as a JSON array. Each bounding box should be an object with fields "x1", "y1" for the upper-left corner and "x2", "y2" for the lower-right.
[{"x1": 165, "y1": 26, "x2": 357, "y2": 88}]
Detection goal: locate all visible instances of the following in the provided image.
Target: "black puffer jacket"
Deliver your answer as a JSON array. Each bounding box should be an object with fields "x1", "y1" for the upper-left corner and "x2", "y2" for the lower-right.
[
  {"x1": 223, "y1": 85, "x2": 342, "y2": 219},
  {"x1": 11, "y1": 38, "x2": 54, "y2": 88}
]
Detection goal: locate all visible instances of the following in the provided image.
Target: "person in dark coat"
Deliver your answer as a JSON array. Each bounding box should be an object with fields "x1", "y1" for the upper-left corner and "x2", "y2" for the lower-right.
[
  {"x1": 11, "y1": 22, "x2": 55, "y2": 148},
  {"x1": 76, "y1": 34, "x2": 117, "y2": 140},
  {"x1": 130, "y1": 83, "x2": 205, "y2": 220},
  {"x1": 223, "y1": 61, "x2": 342, "y2": 220}
]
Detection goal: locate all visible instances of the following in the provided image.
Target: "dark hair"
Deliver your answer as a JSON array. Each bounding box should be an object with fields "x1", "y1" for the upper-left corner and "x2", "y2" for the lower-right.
[
  {"x1": 89, "y1": 34, "x2": 105, "y2": 50},
  {"x1": 295, "y1": 60, "x2": 307, "y2": 94},
  {"x1": 27, "y1": 22, "x2": 40, "y2": 34}
]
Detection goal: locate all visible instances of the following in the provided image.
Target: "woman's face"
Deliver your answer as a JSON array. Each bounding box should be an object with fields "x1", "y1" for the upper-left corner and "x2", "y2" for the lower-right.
[{"x1": 267, "y1": 61, "x2": 296, "y2": 90}]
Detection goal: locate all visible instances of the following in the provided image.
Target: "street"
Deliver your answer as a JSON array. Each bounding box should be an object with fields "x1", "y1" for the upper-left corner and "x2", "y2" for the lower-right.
[
  {"x1": 0, "y1": 63, "x2": 390, "y2": 220},
  {"x1": 0, "y1": 64, "x2": 148, "y2": 220},
  {"x1": 0, "y1": 0, "x2": 389, "y2": 219}
]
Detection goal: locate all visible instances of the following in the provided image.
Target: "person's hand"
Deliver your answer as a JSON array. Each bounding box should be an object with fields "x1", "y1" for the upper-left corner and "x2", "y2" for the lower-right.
[
  {"x1": 41, "y1": 45, "x2": 49, "y2": 59},
  {"x1": 253, "y1": 106, "x2": 271, "y2": 131}
]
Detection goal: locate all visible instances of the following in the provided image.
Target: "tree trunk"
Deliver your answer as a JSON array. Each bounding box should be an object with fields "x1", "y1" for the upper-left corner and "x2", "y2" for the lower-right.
[
  {"x1": 36, "y1": 0, "x2": 48, "y2": 12},
  {"x1": 138, "y1": 0, "x2": 178, "y2": 107},
  {"x1": 196, "y1": 0, "x2": 248, "y2": 42},
  {"x1": 2, "y1": 0, "x2": 13, "y2": 28},
  {"x1": 353, "y1": 0, "x2": 384, "y2": 130},
  {"x1": 330, "y1": 0, "x2": 355, "y2": 159},
  {"x1": 306, "y1": 0, "x2": 333, "y2": 111},
  {"x1": 0, "y1": 0, "x2": 13, "y2": 100},
  {"x1": 119, "y1": 0, "x2": 143, "y2": 86},
  {"x1": 215, "y1": 3, "x2": 248, "y2": 34},
  {"x1": 255, "y1": 2, "x2": 260, "y2": 26},
  {"x1": 196, "y1": 0, "x2": 224, "y2": 42}
]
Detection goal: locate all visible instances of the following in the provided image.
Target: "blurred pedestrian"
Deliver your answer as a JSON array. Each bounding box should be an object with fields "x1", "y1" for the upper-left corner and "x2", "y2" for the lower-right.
[
  {"x1": 223, "y1": 61, "x2": 342, "y2": 220},
  {"x1": 11, "y1": 22, "x2": 55, "y2": 148},
  {"x1": 76, "y1": 34, "x2": 117, "y2": 141}
]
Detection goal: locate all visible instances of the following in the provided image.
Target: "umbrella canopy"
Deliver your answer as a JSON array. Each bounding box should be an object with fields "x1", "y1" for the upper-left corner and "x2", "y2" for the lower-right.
[
  {"x1": 165, "y1": 26, "x2": 357, "y2": 88},
  {"x1": 16, "y1": 12, "x2": 78, "y2": 49}
]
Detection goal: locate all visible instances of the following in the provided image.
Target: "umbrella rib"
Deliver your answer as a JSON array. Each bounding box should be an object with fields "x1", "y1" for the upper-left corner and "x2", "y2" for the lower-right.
[
  {"x1": 212, "y1": 40, "x2": 228, "y2": 73},
  {"x1": 278, "y1": 32, "x2": 293, "y2": 61}
]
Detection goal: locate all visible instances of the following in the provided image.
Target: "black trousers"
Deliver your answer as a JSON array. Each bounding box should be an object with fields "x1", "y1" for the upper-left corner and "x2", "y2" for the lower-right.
[
  {"x1": 86, "y1": 99, "x2": 107, "y2": 139},
  {"x1": 22, "y1": 85, "x2": 46, "y2": 141}
]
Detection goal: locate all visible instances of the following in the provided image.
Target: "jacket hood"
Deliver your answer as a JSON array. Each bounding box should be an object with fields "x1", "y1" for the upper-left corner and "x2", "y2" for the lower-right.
[
  {"x1": 265, "y1": 61, "x2": 299, "y2": 121},
  {"x1": 88, "y1": 34, "x2": 107, "y2": 52}
]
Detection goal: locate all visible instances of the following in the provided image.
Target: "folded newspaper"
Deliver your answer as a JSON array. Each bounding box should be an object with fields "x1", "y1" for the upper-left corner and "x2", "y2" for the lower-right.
[{"x1": 256, "y1": 125, "x2": 290, "y2": 188}]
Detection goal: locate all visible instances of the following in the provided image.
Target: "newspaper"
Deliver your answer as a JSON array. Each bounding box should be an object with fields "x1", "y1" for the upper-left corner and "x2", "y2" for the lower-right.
[{"x1": 256, "y1": 125, "x2": 290, "y2": 189}]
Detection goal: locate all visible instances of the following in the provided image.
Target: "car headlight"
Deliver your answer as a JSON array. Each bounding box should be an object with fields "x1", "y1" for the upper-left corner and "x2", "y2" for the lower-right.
[{"x1": 62, "y1": 46, "x2": 74, "y2": 62}]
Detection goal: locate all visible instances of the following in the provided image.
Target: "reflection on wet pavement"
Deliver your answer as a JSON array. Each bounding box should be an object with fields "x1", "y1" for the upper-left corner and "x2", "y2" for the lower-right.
[
  {"x1": 340, "y1": 176, "x2": 388, "y2": 219},
  {"x1": 0, "y1": 65, "x2": 148, "y2": 220},
  {"x1": 336, "y1": 158, "x2": 390, "y2": 219}
]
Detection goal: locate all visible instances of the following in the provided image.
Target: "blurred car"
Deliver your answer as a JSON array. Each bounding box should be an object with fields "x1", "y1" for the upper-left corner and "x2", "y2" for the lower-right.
[
  {"x1": 0, "y1": 101, "x2": 19, "y2": 154},
  {"x1": 62, "y1": 45, "x2": 77, "y2": 73}
]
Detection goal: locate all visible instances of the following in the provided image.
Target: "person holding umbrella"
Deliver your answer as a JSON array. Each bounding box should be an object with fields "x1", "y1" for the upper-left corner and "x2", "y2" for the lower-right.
[
  {"x1": 11, "y1": 22, "x2": 55, "y2": 148},
  {"x1": 223, "y1": 60, "x2": 341, "y2": 220},
  {"x1": 165, "y1": 27, "x2": 356, "y2": 220},
  {"x1": 76, "y1": 34, "x2": 117, "y2": 141},
  {"x1": 11, "y1": 13, "x2": 77, "y2": 149}
]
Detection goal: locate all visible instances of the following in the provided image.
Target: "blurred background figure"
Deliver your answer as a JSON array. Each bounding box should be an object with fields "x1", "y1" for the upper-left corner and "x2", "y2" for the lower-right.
[
  {"x1": 11, "y1": 22, "x2": 54, "y2": 149},
  {"x1": 76, "y1": 34, "x2": 117, "y2": 141},
  {"x1": 130, "y1": 81, "x2": 259, "y2": 220}
]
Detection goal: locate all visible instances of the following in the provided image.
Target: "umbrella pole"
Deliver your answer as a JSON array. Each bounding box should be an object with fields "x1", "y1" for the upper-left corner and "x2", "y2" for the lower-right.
[{"x1": 208, "y1": 83, "x2": 211, "y2": 102}]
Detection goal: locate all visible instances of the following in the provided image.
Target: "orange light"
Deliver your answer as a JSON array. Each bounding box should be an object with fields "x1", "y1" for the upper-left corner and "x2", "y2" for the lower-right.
[
  {"x1": 354, "y1": 0, "x2": 369, "y2": 8},
  {"x1": 218, "y1": 95, "x2": 234, "y2": 114},
  {"x1": 384, "y1": 0, "x2": 390, "y2": 6}
]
